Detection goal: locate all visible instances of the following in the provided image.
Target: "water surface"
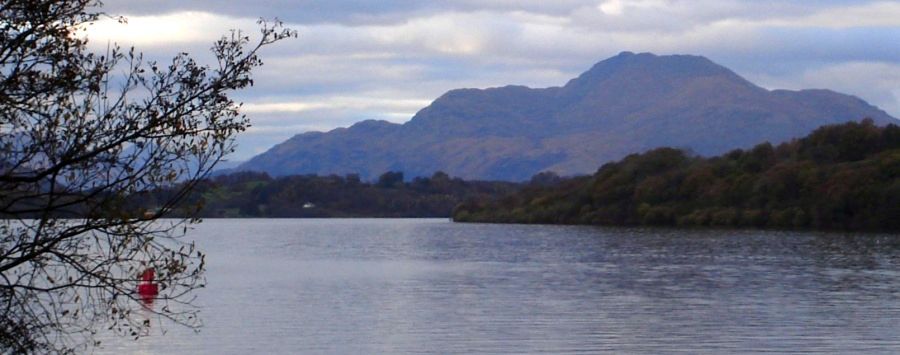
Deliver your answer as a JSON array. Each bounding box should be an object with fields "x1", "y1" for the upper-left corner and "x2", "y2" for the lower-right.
[{"x1": 96, "y1": 219, "x2": 900, "y2": 354}]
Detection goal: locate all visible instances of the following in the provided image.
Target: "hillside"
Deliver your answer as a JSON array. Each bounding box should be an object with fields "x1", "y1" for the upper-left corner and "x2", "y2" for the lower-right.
[
  {"x1": 453, "y1": 120, "x2": 900, "y2": 232},
  {"x1": 239, "y1": 52, "x2": 896, "y2": 181}
]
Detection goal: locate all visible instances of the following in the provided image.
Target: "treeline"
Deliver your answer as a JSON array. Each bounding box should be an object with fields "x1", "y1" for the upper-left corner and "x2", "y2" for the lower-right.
[
  {"x1": 143, "y1": 171, "x2": 519, "y2": 218},
  {"x1": 453, "y1": 119, "x2": 900, "y2": 231}
]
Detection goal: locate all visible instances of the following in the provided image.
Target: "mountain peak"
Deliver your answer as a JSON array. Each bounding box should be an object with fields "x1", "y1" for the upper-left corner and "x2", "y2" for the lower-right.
[
  {"x1": 564, "y1": 52, "x2": 748, "y2": 91},
  {"x1": 239, "y1": 52, "x2": 896, "y2": 180}
]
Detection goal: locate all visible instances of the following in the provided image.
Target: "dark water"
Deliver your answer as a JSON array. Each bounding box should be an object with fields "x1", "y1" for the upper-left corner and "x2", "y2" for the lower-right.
[{"x1": 96, "y1": 219, "x2": 900, "y2": 354}]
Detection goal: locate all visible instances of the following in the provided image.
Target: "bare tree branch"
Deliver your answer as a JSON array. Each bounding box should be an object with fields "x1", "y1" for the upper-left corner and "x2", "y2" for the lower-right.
[{"x1": 0, "y1": 0, "x2": 296, "y2": 352}]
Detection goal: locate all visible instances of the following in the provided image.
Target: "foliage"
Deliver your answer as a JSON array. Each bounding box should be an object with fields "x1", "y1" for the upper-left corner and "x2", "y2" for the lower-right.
[
  {"x1": 146, "y1": 171, "x2": 520, "y2": 218},
  {"x1": 453, "y1": 120, "x2": 900, "y2": 232},
  {"x1": 0, "y1": 0, "x2": 293, "y2": 352}
]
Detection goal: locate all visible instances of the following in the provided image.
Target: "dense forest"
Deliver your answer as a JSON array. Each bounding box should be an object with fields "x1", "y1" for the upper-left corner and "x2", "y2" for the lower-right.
[
  {"x1": 453, "y1": 119, "x2": 900, "y2": 231},
  {"x1": 143, "y1": 171, "x2": 519, "y2": 218}
]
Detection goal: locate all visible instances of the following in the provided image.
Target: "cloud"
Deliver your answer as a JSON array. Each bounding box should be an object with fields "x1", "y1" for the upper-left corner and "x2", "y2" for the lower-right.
[
  {"x1": 99, "y1": 0, "x2": 596, "y2": 25},
  {"x1": 84, "y1": 11, "x2": 252, "y2": 47},
  {"x1": 751, "y1": 1, "x2": 900, "y2": 28},
  {"x1": 92, "y1": 0, "x2": 900, "y2": 161},
  {"x1": 242, "y1": 96, "x2": 431, "y2": 116},
  {"x1": 597, "y1": 0, "x2": 671, "y2": 16}
]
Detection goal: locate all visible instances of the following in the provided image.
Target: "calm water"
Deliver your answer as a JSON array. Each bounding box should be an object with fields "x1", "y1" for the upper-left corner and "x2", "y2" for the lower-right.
[{"x1": 96, "y1": 219, "x2": 900, "y2": 354}]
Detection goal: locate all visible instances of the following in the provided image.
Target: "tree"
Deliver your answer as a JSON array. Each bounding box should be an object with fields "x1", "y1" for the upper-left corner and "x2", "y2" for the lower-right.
[
  {"x1": 528, "y1": 171, "x2": 561, "y2": 187},
  {"x1": 376, "y1": 171, "x2": 404, "y2": 188},
  {"x1": 0, "y1": 0, "x2": 294, "y2": 352}
]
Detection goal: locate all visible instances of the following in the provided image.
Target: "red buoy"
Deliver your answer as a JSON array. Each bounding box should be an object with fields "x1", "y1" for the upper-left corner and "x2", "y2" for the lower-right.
[{"x1": 137, "y1": 268, "x2": 159, "y2": 301}]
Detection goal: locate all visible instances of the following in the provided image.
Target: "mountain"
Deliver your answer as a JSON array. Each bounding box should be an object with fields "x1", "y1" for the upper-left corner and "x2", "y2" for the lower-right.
[{"x1": 238, "y1": 52, "x2": 897, "y2": 181}]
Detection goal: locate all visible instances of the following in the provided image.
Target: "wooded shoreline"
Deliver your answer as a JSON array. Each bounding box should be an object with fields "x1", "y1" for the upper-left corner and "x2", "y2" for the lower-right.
[{"x1": 453, "y1": 120, "x2": 900, "y2": 232}]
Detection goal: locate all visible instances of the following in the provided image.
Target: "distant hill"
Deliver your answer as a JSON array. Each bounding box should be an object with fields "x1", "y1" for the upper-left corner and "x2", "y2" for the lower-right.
[{"x1": 238, "y1": 52, "x2": 897, "y2": 181}]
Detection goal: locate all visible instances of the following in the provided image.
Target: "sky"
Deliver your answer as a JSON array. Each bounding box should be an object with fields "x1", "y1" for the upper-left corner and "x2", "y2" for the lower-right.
[{"x1": 93, "y1": 0, "x2": 900, "y2": 161}]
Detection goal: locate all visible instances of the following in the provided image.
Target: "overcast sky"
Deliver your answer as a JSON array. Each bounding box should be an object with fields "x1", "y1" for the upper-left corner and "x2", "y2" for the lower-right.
[{"x1": 94, "y1": 0, "x2": 900, "y2": 161}]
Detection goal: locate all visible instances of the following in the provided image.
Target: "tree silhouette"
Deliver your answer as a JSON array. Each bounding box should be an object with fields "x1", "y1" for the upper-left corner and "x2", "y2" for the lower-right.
[{"x1": 0, "y1": 0, "x2": 294, "y2": 352}]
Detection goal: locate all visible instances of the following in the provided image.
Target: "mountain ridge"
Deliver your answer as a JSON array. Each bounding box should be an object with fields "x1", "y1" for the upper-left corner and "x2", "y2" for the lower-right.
[{"x1": 238, "y1": 52, "x2": 897, "y2": 181}]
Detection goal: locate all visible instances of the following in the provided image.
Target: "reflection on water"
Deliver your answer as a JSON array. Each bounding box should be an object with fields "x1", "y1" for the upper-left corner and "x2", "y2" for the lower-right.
[{"x1": 95, "y1": 219, "x2": 900, "y2": 354}]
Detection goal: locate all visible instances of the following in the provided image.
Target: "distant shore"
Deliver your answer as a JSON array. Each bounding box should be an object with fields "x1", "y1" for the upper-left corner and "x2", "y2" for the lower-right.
[{"x1": 453, "y1": 120, "x2": 900, "y2": 233}]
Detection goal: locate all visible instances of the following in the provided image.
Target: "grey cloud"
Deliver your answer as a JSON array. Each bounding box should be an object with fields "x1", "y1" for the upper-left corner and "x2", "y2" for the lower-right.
[
  {"x1": 99, "y1": 0, "x2": 886, "y2": 26},
  {"x1": 99, "y1": 0, "x2": 586, "y2": 26},
  {"x1": 100, "y1": 0, "x2": 425, "y2": 24},
  {"x1": 93, "y1": 0, "x2": 900, "y2": 161}
]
